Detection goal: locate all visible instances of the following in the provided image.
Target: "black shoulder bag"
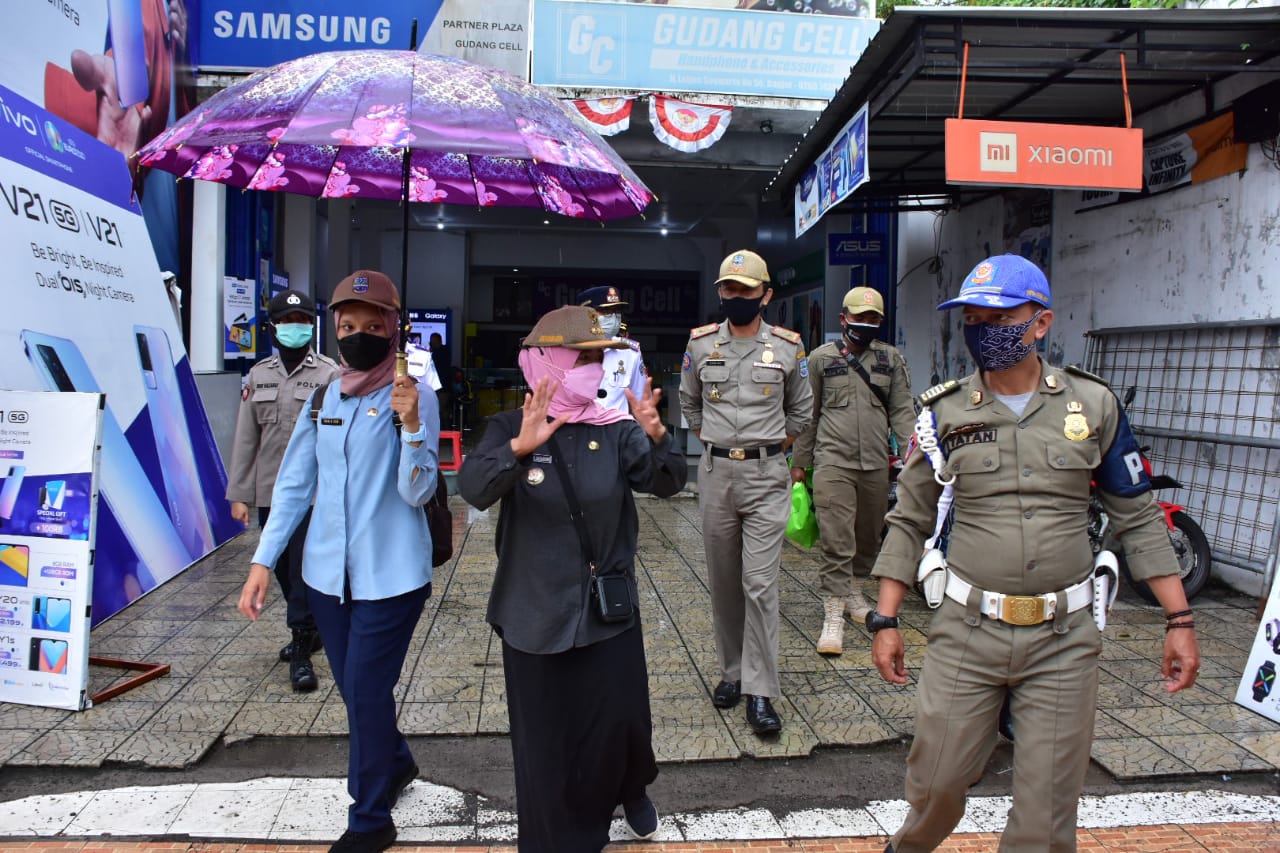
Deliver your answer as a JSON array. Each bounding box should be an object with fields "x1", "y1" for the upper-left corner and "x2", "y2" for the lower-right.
[
  {"x1": 546, "y1": 434, "x2": 634, "y2": 623},
  {"x1": 841, "y1": 345, "x2": 891, "y2": 416},
  {"x1": 310, "y1": 381, "x2": 453, "y2": 567}
]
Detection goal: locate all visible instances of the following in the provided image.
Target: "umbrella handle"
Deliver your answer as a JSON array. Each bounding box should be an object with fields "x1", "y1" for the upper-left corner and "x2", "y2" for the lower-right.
[{"x1": 396, "y1": 350, "x2": 408, "y2": 378}]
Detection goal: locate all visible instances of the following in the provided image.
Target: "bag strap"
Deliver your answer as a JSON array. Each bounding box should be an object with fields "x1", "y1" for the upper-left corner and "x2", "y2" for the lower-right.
[
  {"x1": 308, "y1": 379, "x2": 334, "y2": 422},
  {"x1": 546, "y1": 433, "x2": 597, "y2": 577},
  {"x1": 841, "y1": 345, "x2": 891, "y2": 415}
]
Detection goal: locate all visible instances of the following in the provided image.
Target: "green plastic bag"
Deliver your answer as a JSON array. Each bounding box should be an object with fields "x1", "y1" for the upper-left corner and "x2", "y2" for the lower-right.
[{"x1": 785, "y1": 481, "x2": 819, "y2": 549}]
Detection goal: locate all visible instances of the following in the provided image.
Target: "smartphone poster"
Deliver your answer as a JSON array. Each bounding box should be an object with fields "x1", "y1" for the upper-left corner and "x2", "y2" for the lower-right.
[
  {"x1": 0, "y1": 85, "x2": 238, "y2": 634},
  {"x1": 0, "y1": 390, "x2": 100, "y2": 711},
  {"x1": 224, "y1": 276, "x2": 257, "y2": 359},
  {"x1": 1235, "y1": 570, "x2": 1280, "y2": 724}
]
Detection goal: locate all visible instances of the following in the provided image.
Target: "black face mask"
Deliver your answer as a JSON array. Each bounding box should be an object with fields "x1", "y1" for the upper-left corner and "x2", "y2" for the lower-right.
[
  {"x1": 843, "y1": 322, "x2": 880, "y2": 349},
  {"x1": 721, "y1": 295, "x2": 764, "y2": 327},
  {"x1": 337, "y1": 332, "x2": 392, "y2": 370}
]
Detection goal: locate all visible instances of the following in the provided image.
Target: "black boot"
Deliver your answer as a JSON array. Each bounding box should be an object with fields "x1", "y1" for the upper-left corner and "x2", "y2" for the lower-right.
[
  {"x1": 279, "y1": 630, "x2": 323, "y2": 662},
  {"x1": 290, "y1": 630, "x2": 319, "y2": 692}
]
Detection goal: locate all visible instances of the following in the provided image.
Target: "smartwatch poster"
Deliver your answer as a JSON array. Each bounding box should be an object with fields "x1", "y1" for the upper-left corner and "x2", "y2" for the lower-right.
[
  {"x1": 1234, "y1": 575, "x2": 1280, "y2": 721},
  {"x1": 0, "y1": 390, "x2": 101, "y2": 711}
]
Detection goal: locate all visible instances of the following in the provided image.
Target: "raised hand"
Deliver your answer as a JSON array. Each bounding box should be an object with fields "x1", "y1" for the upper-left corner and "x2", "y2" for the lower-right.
[
  {"x1": 390, "y1": 374, "x2": 421, "y2": 435},
  {"x1": 511, "y1": 377, "x2": 568, "y2": 458},
  {"x1": 625, "y1": 377, "x2": 667, "y2": 443}
]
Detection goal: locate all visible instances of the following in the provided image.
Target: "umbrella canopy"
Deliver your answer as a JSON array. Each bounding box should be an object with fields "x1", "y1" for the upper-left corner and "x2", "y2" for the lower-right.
[{"x1": 137, "y1": 50, "x2": 652, "y2": 221}]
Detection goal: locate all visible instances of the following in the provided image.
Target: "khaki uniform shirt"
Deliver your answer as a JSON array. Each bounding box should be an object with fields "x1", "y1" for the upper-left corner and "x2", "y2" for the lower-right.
[
  {"x1": 678, "y1": 320, "x2": 813, "y2": 447},
  {"x1": 873, "y1": 361, "x2": 1177, "y2": 594},
  {"x1": 226, "y1": 351, "x2": 340, "y2": 507},
  {"x1": 791, "y1": 339, "x2": 916, "y2": 472}
]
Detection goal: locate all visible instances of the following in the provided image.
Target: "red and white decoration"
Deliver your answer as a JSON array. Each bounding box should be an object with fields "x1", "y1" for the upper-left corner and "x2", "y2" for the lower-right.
[
  {"x1": 570, "y1": 97, "x2": 635, "y2": 136},
  {"x1": 649, "y1": 95, "x2": 733, "y2": 153}
]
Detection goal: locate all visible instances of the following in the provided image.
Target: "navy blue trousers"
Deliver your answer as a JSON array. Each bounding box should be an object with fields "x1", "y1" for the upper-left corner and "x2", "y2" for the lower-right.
[
  {"x1": 308, "y1": 581, "x2": 431, "y2": 832},
  {"x1": 259, "y1": 506, "x2": 315, "y2": 632}
]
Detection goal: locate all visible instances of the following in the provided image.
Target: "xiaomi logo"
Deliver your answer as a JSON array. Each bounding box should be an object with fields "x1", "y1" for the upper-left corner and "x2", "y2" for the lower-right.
[
  {"x1": 979, "y1": 132, "x2": 1018, "y2": 172},
  {"x1": 946, "y1": 118, "x2": 1142, "y2": 191}
]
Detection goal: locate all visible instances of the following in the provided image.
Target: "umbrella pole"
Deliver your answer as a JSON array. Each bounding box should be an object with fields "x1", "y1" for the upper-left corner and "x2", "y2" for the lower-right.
[{"x1": 396, "y1": 20, "x2": 419, "y2": 380}]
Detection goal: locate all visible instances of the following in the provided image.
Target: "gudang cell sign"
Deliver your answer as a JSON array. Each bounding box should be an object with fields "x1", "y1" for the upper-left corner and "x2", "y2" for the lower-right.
[
  {"x1": 532, "y1": 0, "x2": 879, "y2": 99},
  {"x1": 945, "y1": 118, "x2": 1143, "y2": 192}
]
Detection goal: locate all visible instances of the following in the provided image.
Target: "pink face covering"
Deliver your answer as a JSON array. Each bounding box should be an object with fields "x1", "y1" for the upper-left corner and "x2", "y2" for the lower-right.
[{"x1": 518, "y1": 346, "x2": 631, "y2": 426}]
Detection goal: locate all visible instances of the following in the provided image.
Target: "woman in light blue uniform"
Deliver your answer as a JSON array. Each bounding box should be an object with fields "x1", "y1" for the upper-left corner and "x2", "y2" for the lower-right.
[{"x1": 238, "y1": 270, "x2": 439, "y2": 853}]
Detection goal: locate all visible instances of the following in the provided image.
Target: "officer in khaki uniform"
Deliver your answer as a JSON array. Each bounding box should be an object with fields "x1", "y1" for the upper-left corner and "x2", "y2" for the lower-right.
[
  {"x1": 227, "y1": 289, "x2": 340, "y2": 691},
  {"x1": 679, "y1": 250, "x2": 813, "y2": 735},
  {"x1": 868, "y1": 255, "x2": 1201, "y2": 853},
  {"x1": 791, "y1": 286, "x2": 915, "y2": 656}
]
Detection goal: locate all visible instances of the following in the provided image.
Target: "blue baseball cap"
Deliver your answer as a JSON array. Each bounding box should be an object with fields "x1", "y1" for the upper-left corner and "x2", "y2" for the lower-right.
[{"x1": 937, "y1": 254, "x2": 1052, "y2": 311}]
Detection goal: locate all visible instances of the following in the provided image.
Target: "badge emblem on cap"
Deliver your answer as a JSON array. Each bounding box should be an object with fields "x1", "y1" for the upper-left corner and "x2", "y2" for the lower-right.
[
  {"x1": 287, "y1": 294, "x2": 300, "y2": 305},
  {"x1": 863, "y1": 291, "x2": 875, "y2": 304},
  {"x1": 353, "y1": 275, "x2": 369, "y2": 293},
  {"x1": 731, "y1": 253, "x2": 745, "y2": 268},
  {"x1": 606, "y1": 287, "x2": 620, "y2": 303},
  {"x1": 971, "y1": 262, "x2": 995, "y2": 284}
]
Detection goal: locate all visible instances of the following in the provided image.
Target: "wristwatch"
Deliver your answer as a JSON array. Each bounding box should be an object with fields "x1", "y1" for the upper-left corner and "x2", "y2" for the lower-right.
[
  {"x1": 1253, "y1": 660, "x2": 1276, "y2": 703},
  {"x1": 400, "y1": 424, "x2": 426, "y2": 443},
  {"x1": 866, "y1": 610, "x2": 900, "y2": 634}
]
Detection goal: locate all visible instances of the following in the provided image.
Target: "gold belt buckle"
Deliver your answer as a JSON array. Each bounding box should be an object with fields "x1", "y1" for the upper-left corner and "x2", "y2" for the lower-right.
[
  {"x1": 1001, "y1": 595, "x2": 1046, "y2": 626},
  {"x1": 729, "y1": 448, "x2": 747, "y2": 460}
]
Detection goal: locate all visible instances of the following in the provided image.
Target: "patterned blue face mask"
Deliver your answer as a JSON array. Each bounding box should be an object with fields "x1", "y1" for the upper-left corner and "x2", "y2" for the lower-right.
[{"x1": 963, "y1": 310, "x2": 1043, "y2": 372}]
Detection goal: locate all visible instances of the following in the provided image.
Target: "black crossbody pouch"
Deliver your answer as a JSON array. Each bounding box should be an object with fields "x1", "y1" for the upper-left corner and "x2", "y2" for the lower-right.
[{"x1": 548, "y1": 434, "x2": 635, "y2": 623}]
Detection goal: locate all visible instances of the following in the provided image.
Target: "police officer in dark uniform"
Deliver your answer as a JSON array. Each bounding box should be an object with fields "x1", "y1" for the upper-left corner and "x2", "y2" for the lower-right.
[
  {"x1": 868, "y1": 255, "x2": 1201, "y2": 852},
  {"x1": 227, "y1": 289, "x2": 340, "y2": 691}
]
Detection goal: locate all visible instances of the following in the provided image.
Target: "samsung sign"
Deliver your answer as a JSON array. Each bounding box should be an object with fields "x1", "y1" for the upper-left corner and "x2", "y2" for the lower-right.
[{"x1": 196, "y1": 1, "x2": 444, "y2": 70}]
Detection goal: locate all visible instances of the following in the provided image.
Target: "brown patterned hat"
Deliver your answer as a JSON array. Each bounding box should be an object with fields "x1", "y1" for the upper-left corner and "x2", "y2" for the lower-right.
[{"x1": 522, "y1": 306, "x2": 628, "y2": 350}]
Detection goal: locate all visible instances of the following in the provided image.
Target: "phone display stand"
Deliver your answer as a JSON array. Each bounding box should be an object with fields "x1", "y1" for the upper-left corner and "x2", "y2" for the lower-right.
[{"x1": 88, "y1": 655, "x2": 170, "y2": 705}]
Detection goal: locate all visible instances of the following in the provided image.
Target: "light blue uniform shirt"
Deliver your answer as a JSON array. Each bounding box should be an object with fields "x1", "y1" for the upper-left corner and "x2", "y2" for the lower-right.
[{"x1": 252, "y1": 380, "x2": 440, "y2": 602}]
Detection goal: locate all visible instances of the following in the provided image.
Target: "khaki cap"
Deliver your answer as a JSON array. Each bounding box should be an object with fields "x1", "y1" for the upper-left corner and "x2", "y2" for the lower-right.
[
  {"x1": 842, "y1": 286, "x2": 885, "y2": 316},
  {"x1": 522, "y1": 306, "x2": 628, "y2": 350},
  {"x1": 330, "y1": 270, "x2": 401, "y2": 312},
  {"x1": 715, "y1": 250, "x2": 770, "y2": 287}
]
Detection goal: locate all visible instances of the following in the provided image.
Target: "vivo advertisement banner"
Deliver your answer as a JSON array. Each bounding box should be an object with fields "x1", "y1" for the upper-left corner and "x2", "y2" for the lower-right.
[
  {"x1": 795, "y1": 101, "x2": 868, "y2": 237},
  {"x1": 0, "y1": 390, "x2": 101, "y2": 711},
  {"x1": 195, "y1": 0, "x2": 532, "y2": 77},
  {"x1": 532, "y1": 1, "x2": 879, "y2": 99},
  {"x1": 0, "y1": 85, "x2": 238, "y2": 626}
]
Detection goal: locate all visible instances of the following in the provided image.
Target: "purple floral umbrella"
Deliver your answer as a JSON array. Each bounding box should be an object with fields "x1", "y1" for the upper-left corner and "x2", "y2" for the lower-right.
[{"x1": 136, "y1": 50, "x2": 652, "y2": 222}]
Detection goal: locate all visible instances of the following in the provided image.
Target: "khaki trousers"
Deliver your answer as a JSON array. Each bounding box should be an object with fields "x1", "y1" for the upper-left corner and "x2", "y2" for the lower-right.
[
  {"x1": 812, "y1": 465, "x2": 888, "y2": 598},
  {"x1": 699, "y1": 450, "x2": 789, "y2": 698},
  {"x1": 892, "y1": 600, "x2": 1101, "y2": 853}
]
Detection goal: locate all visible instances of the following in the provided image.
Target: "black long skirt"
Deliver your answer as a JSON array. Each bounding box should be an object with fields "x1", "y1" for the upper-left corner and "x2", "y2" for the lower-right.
[{"x1": 502, "y1": 622, "x2": 659, "y2": 853}]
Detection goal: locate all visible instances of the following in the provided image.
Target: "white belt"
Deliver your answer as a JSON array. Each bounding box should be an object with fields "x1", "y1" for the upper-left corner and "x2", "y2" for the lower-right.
[{"x1": 944, "y1": 573, "x2": 1094, "y2": 626}]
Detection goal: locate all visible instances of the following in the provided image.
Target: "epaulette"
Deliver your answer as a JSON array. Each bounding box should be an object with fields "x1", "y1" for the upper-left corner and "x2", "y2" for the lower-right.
[
  {"x1": 771, "y1": 326, "x2": 801, "y2": 344},
  {"x1": 626, "y1": 338, "x2": 641, "y2": 351},
  {"x1": 690, "y1": 323, "x2": 719, "y2": 339},
  {"x1": 918, "y1": 379, "x2": 962, "y2": 406},
  {"x1": 1064, "y1": 364, "x2": 1109, "y2": 387}
]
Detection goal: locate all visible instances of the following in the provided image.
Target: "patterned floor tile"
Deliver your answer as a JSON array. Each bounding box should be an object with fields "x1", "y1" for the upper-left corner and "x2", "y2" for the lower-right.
[
  {"x1": 399, "y1": 701, "x2": 481, "y2": 734},
  {"x1": 1105, "y1": 705, "x2": 1212, "y2": 737},
  {"x1": 1225, "y1": 730, "x2": 1280, "y2": 765},
  {"x1": 1089, "y1": 738, "x2": 1194, "y2": 779},
  {"x1": 108, "y1": 731, "x2": 219, "y2": 767},
  {"x1": 1148, "y1": 733, "x2": 1274, "y2": 772},
  {"x1": 228, "y1": 702, "x2": 323, "y2": 736},
  {"x1": 6, "y1": 730, "x2": 130, "y2": 767},
  {"x1": 146, "y1": 701, "x2": 243, "y2": 733}
]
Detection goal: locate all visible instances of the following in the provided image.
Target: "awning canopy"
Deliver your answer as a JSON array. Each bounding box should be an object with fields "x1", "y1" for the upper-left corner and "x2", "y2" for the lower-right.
[{"x1": 765, "y1": 7, "x2": 1280, "y2": 212}]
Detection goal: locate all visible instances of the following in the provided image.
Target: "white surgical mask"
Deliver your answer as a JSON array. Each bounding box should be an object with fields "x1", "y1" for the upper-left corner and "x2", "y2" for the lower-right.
[{"x1": 598, "y1": 313, "x2": 622, "y2": 338}]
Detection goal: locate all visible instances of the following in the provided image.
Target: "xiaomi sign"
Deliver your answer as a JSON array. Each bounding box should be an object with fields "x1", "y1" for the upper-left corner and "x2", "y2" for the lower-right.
[{"x1": 945, "y1": 118, "x2": 1143, "y2": 191}]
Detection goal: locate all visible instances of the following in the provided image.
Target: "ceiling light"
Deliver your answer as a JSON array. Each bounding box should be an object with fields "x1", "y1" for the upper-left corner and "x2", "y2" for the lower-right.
[
  {"x1": 543, "y1": 219, "x2": 550, "y2": 225},
  {"x1": 512, "y1": 268, "x2": 519, "y2": 273},
  {"x1": 436, "y1": 221, "x2": 444, "y2": 230},
  {"x1": 660, "y1": 226, "x2": 669, "y2": 236}
]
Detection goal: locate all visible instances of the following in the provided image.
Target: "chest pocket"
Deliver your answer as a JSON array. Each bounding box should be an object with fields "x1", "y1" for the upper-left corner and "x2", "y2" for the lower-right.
[
  {"x1": 822, "y1": 373, "x2": 851, "y2": 408},
  {"x1": 699, "y1": 363, "x2": 731, "y2": 385},
  {"x1": 252, "y1": 387, "x2": 280, "y2": 424},
  {"x1": 1047, "y1": 442, "x2": 1101, "y2": 491},
  {"x1": 751, "y1": 364, "x2": 785, "y2": 385}
]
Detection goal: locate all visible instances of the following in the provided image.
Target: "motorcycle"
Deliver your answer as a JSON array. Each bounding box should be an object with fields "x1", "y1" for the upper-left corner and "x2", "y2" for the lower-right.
[{"x1": 1087, "y1": 387, "x2": 1212, "y2": 605}]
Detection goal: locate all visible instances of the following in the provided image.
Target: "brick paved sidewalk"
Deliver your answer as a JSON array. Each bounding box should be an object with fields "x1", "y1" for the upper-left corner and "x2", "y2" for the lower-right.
[{"x1": 1, "y1": 819, "x2": 1277, "y2": 851}]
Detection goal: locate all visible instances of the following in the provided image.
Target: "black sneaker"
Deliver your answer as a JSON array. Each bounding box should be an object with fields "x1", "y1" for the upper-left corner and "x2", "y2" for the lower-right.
[
  {"x1": 328, "y1": 823, "x2": 396, "y2": 853},
  {"x1": 389, "y1": 762, "x2": 419, "y2": 808},
  {"x1": 623, "y1": 795, "x2": 659, "y2": 840},
  {"x1": 711, "y1": 680, "x2": 741, "y2": 709}
]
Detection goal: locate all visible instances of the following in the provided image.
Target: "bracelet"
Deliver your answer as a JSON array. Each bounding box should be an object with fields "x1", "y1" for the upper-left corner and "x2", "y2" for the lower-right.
[
  {"x1": 1165, "y1": 608, "x2": 1193, "y2": 621},
  {"x1": 1165, "y1": 621, "x2": 1196, "y2": 632}
]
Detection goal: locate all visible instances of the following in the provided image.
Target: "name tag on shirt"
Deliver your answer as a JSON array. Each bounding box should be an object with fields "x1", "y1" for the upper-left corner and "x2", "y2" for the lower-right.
[
  {"x1": 872, "y1": 365, "x2": 892, "y2": 375},
  {"x1": 533, "y1": 453, "x2": 553, "y2": 464},
  {"x1": 321, "y1": 417, "x2": 343, "y2": 426},
  {"x1": 752, "y1": 361, "x2": 784, "y2": 370},
  {"x1": 823, "y1": 365, "x2": 848, "y2": 376},
  {"x1": 704, "y1": 359, "x2": 726, "y2": 366}
]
